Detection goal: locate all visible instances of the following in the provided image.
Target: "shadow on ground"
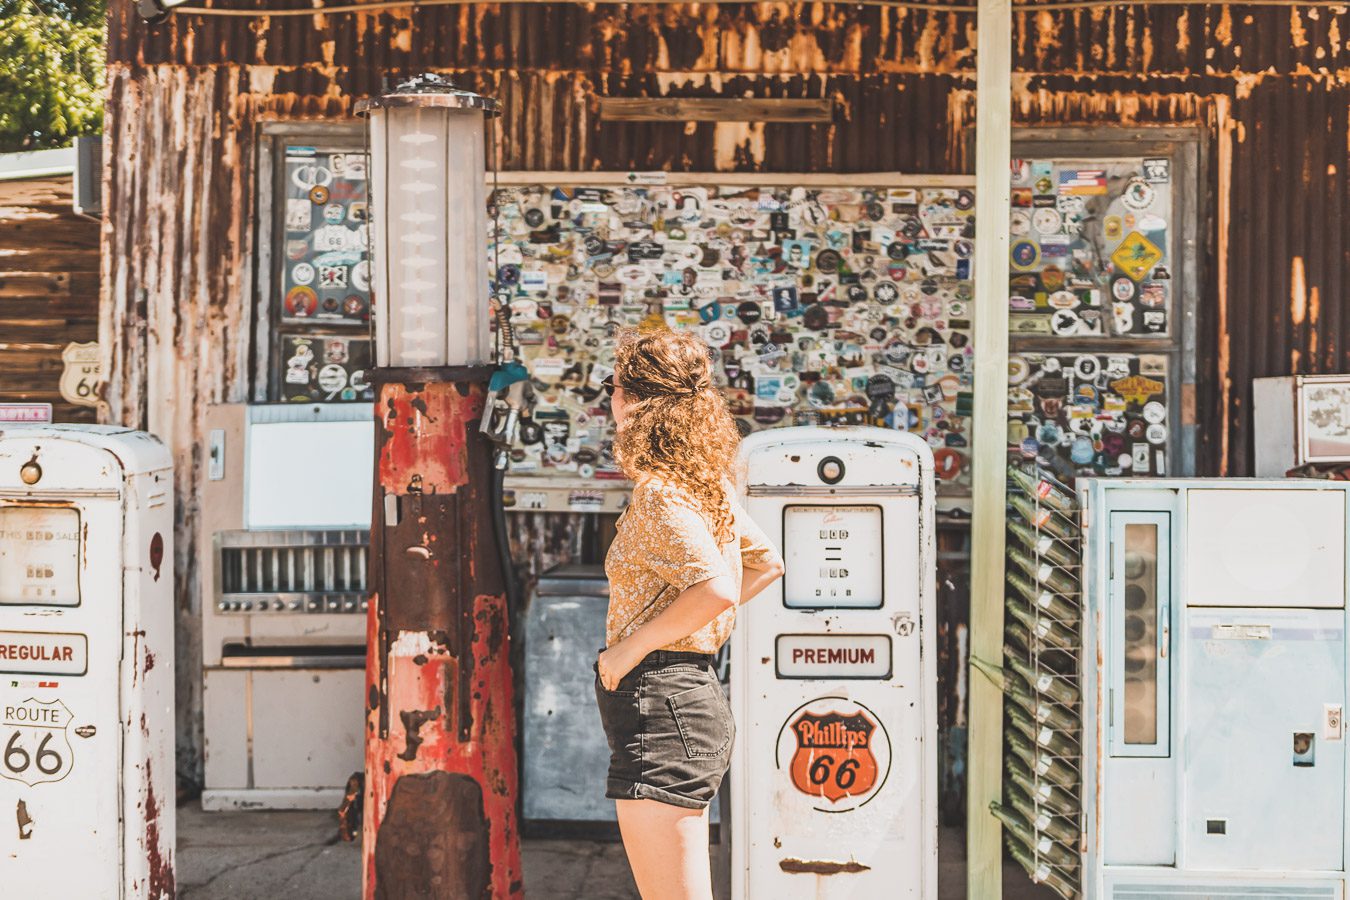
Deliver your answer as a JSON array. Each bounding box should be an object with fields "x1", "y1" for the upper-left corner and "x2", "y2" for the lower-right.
[{"x1": 178, "y1": 803, "x2": 1054, "y2": 899}]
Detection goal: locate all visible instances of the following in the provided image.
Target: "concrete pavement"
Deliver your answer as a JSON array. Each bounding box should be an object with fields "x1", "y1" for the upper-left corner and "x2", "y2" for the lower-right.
[{"x1": 177, "y1": 803, "x2": 1052, "y2": 899}]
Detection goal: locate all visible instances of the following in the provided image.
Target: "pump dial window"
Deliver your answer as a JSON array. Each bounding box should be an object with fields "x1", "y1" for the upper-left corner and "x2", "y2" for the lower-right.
[
  {"x1": 781, "y1": 504, "x2": 884, "y2": 609},
  {"x1": 0, "y1": 507, "x2": 82, "y2": 607}
]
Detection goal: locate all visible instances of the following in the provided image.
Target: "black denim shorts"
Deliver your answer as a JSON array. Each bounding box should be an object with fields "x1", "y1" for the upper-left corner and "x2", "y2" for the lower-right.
[{"x1": 592, "y1": 647, "x2": 735, "y2": 810}]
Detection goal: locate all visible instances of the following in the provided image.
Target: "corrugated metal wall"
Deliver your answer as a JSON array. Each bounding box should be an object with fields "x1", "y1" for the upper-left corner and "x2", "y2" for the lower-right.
[{"x1": 101, "y1": 0, "x2": 1350, "y2": 785}]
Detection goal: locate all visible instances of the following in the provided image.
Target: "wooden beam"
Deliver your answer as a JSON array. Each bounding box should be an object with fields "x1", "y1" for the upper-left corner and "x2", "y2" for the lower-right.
[
  {"x1": 967, "y1": 0, "x2": 1012, "y2": 893},
  {"x1": 599, "y1": 98, "x2": 833, "y2": 123}
]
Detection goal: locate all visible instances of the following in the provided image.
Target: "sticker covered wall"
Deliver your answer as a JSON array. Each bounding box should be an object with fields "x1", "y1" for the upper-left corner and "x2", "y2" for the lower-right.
[
  {"x1": 490, "y1": 184, "x2": 977, "y2": 492},
  {"x1": 1008, "y1": 158, "x2": 1173, "y2": 339}
]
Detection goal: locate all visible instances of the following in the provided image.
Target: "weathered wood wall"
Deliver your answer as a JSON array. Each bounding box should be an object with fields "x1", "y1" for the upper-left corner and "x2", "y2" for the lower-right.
[
  {"x1": 101, "y1": 0, "x2": 1350, "y2": 786},
  {"x1": 1, "y1": 176, "x2": 100, "y2": 421}
]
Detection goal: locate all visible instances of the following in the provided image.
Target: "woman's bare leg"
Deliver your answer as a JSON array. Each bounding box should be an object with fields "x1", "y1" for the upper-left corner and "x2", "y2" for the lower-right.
[{"x1": 614, "y1": 798, "x2": 714, "y2": 900}]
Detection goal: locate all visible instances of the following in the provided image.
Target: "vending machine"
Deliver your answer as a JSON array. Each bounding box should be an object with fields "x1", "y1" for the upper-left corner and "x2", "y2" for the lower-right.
[
  {"x1": 729, "y1": 425, "x2": 937, "y2": 899},
  {"x1": 200, "y1": 402, "x2": 371, "y2": 809},
  {"x1": 1078, "y1": 478, "x2": 1350, "y2": 898}
]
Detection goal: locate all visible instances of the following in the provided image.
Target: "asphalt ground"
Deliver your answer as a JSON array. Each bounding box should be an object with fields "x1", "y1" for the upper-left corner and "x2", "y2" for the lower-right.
[{"x1": 177, "y1": 803, "x2": 1054, "y2": 899}]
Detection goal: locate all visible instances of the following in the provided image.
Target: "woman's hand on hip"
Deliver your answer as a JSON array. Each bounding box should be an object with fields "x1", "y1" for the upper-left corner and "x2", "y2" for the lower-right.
[{"x1": 596, "y1": 641, "x2": 643, "y2": 691}]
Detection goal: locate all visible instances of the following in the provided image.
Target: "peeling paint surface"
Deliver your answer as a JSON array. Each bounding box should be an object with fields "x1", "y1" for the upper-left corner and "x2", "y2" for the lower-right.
[{"x1": 364, "y1": 378, "x2": 522, "y2": 898}]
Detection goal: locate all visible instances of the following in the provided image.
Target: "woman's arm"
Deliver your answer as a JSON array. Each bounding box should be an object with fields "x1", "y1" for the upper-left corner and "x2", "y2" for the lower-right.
[
  {"x1": 597, "y1": 575, "x2": 738, "y2": 690},
  {"x1": 740, "y1": 559, "x2": 785, "y2": 605}
]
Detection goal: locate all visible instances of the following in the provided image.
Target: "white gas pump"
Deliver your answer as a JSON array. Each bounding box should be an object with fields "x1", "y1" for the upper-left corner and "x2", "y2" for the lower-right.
[
  {"x1": 0, "y1": 425, "x2": 175, "y2": 898},
  {"x1": 729, "y1": 425, "x2": 937, "y2": 899}
]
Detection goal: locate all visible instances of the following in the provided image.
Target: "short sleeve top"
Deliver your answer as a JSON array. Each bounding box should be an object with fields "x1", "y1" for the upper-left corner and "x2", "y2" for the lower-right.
[{"x1": 603, "y1": 477, "x2": 781, "y2": 653}]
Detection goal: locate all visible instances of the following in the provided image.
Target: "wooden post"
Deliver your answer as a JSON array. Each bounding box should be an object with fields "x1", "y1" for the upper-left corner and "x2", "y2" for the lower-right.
[{"x1": 968, "y1": 0, "x2": 1013, "y2": 894}]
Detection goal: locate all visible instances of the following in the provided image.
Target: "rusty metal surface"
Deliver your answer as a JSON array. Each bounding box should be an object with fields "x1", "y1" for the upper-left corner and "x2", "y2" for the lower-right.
[
  {"x1": 365, "y1": 378, "x2": 522, "y2": 898},
  {"x1": 100, "y1": 0, "x2": 1350, "y2": 790}
]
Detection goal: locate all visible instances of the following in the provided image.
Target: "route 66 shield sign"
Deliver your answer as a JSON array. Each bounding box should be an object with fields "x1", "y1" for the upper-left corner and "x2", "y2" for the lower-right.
[
  {"x1": 1, "y1": 698, "x2": 75, "y2": 786},
  {"x1": 58, "y1": 342, "x2": 101, "y2": 408}
]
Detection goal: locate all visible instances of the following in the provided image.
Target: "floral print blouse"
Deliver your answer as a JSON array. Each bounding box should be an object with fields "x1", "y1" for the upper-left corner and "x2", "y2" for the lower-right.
[{"x1": 604, "y1": 476, "x2": 782, "y2": 653}]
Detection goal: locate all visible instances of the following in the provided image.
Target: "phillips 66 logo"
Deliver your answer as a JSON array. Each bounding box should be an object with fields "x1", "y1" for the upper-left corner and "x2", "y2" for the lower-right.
[
  {"x1": 776, "y1": 696, "x2": 892, "y2": 812},
  {"x1": 1, "y1": 698, "x2": 75, "y2": 786}
]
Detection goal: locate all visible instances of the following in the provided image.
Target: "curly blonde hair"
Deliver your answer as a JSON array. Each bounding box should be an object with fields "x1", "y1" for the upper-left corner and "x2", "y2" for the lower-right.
[{"x1": 612, "y1": 327, "x2": 741, "y2": 545}]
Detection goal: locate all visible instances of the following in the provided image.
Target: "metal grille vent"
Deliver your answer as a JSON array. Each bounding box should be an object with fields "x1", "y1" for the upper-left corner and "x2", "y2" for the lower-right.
[{"x1": 216, "y1": 529, "x2": 369, "y2": 613}]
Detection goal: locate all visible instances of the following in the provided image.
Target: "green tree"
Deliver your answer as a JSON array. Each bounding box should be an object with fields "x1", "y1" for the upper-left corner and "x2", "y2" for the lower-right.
[{"x1": 0, "y1": 0, "x2": 106, "y2": 152}]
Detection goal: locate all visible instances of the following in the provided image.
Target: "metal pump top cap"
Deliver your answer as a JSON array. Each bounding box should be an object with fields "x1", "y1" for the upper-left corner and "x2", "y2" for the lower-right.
[{"x1": 355, "y1": 73, "x2": 500, "y2": 117}]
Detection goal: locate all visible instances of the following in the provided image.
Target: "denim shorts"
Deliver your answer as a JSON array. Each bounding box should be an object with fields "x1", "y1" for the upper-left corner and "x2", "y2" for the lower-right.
[{"x1": 592, "y1": 647, "x2": 735, "y2": 809}]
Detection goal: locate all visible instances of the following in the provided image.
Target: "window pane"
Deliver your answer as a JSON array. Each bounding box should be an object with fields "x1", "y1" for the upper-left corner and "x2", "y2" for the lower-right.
[
  {"x1": 275, "y1": 143, "x2": 374, "y2": 402},
  {"x1": 1123, "y1": 522, "x2": 1158, "y2": 744}
]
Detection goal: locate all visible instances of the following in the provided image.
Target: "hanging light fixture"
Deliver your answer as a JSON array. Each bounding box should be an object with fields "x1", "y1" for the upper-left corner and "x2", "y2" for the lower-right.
[{"x1": 357, "y1": 74, "x2": 499, "y2": 368}]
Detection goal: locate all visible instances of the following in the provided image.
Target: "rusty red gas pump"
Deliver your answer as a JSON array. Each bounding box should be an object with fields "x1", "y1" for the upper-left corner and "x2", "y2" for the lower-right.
[{"x1": 358, "y1": 75, "x2": 523, "y2": 898}]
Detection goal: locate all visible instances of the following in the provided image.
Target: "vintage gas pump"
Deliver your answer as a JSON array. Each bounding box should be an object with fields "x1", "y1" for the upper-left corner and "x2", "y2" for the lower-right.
[
  {"x1": 0, "y1": 424, "x2": 175, "y2": 898},
  {"x1": 729, "y1": 425, "x2": 937, "y2": 899},
  {"x1": 1077, "y1": 478, "x2": 1350, "y2": 898},
  {"x1": 358, "y1": 76, "x2": 523, "y2": 898}
]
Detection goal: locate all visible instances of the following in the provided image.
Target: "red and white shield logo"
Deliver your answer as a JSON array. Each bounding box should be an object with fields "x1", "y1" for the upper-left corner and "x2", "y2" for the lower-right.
[
  {"x1": 788, "y1": 710, "x2": 879, "y2": 803},
  {"x1": 784, "y1": 704, "x2": 886, "y2": 806}
]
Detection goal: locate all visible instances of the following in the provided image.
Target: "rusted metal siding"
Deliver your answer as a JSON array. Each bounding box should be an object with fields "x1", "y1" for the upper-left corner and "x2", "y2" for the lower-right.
[
  {"x1": 0, "y1": 176, "x2": 100, "y2": 421},
  {"x1": 101, "y1": 0, "x2": 1350, "y2": 786}
]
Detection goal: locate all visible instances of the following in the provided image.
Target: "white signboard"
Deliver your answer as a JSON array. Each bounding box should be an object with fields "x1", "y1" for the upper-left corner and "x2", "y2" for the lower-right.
[
  {"x1": 782, "y1": 504, "x2": 884, "y2": 608},
  {"x1": 0, "y1": 506, "x2": 81, "y2": 606},
  {"x1": 776, "y1": 634, "x2": 892, "y2": 679},
  {"x1": 0, "y1": 631, "x2": 88, "y2": 675}
]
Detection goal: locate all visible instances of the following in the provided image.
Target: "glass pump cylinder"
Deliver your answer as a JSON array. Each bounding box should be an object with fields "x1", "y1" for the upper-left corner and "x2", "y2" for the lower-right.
[{"x1": 364, "y1": 78, "x2": 495, "y2": 367}]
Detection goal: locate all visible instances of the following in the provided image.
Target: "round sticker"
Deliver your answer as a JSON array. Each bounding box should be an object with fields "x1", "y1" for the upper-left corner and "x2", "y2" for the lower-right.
[
  {"x1": 291, "y1": 262, "x2": 316, "y2": 286},
  {"x1": 1010, "y1": 210, "x2": 1032, "y2": 236},
  {"x1": 1142, "y1": 401, "x2": 1167, "y2": 424},
  {"x1": 1111, "y1": 274, "x2": 1137, "y2": 302},
  {"x1": 343, "y1": 295, "x2": 365, "y2": 318},
  {"x1": 308, "y1": 185, "x2": 330, "y2": 205},
  {"x1": 1070, "y1": 435, "x2": 1096, "y2": 465},
  {"x1": 524, "y1": 207, "x2": 546, "y2": 228},
  {"x1": 352, "y1": 260, "x2": 371, "y2": 292},
  {"x1": 704, "y1": 322, "x2": 732, "y2": 346},
  {"x1": 287, "y1": 239, "x2": 309, "y2": 260},
  {"x1": 1040, "y1": 355, "x2": 1062, "y2": 373},
  {"x1": 323, "y1": 202, "x2": 346, "y2": 224},
  {"x1": 1048, "y1": 290, "x2": 1078, "y2": 310},
  {"x1": 1050, "y1": 309, "x2": 1080, "y2": 335},
  {"x1": 285, "y1": 286, "x2": 318, "y2": 318},
  {"x1": 1126, "y1": 418, "x2": 1147, "y2": 440},
  {"x1": 815, "y1": 249, "x2": 842, "y2": 273},
  {"x1": 737, "y1": 301, "x2": 762, "y2": 325},
  {"x1": 845, "y1": 284, "x2": 868, "y2": 304},
  {"x1": 874, "y1": 281, "x2": 899, "y2": 304},
  {"x1": 1032, "y1": 208, "x2": 1063, "y2": 235},
  {"x1": 317, "y1": 364, "x2": 348, "y2": 393},
  {"x1": 934, "y1": 448, "x2": 964, "y2": 480},
  {"x1": 1074, "y1": 355, "x2": 1102, "y2": 381},
  {"x1": 1146, "y1": 423, "x2": 1168, "y2": 445},
  {"x1": 1010, "y1": 240, "x2": 1041, "y2": 271},
  {"x1": 1122, "y1": 178, "x2": 1155, "y2": 210}
]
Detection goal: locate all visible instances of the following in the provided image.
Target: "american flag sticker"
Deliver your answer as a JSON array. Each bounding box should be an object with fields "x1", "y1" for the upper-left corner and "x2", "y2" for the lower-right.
[{"x1": 1058, "y1": 170, "x2": 1108, "y2": 195}]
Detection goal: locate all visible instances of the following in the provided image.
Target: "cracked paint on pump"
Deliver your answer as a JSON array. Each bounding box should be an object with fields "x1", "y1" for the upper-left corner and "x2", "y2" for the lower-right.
[{"x1": 364, "y1": 377, "x2": 522, "y2": 899}]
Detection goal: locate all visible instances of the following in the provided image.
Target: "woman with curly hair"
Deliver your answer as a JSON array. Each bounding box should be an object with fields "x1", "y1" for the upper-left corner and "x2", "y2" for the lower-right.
[{"x1": 593, "y1": 327, "x2": 785, "y2": 900}]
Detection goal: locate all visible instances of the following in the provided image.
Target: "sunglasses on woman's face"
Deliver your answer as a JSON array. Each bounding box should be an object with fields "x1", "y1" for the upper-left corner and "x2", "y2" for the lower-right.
[{"x1": 601, "y1": 375, "x2": 616, "y2": 398}]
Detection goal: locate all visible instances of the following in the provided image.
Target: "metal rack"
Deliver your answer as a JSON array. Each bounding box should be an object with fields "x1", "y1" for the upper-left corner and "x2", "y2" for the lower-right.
[{"x1": 989, "y1": 461, "x2": 1083, "y2": 900}]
